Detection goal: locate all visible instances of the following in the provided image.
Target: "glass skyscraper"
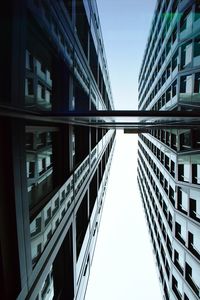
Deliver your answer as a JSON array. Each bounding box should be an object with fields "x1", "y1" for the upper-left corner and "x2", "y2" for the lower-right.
[
  {"x1": 0, "y1": 1, "x2": 115, "y2": 299},
  {"x1": 138, "y1": 1, "x2": 200, "y2": 299}
]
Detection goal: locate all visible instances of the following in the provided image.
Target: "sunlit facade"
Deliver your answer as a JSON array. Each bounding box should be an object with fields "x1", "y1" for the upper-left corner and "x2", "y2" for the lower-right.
[
  {"x1": 0, "y1": 1, "x2": 115, "y2": 299},
  {"x1": 138, "y1": 1, "x2": 200, "y2": 300}
]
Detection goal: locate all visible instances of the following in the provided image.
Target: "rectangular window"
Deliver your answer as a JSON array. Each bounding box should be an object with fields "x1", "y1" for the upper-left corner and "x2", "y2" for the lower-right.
[
  {"x1": 180, "y1": 9, "x2": 192, "y2": 32},
  {"x1": 178, "y1": 188, "x2": 188, "y2": 213},
  {"x1": 194, "y1": 36, "x2": 200, "y2": 57},
  {"x1": 180, "y1": 130, "x2": 191, "y2": 150},
  {"x1": 172, "y1": 26, "x2": 177, "y2": 44},
  {"x1": 166, "y1": 87, "x2": 171, "y2": 103},
  {"x1": 25, "y1": 78, "x2": 34, "y2": 96},
  {"x1": 181, "y1": 41, "x2": 192, "y2": 68},
  {"x1": 172, "y1": 80, "x2": 177, "y2": 97},
  {"x1": 195, "y1": 3, "x2": 200, "y2": 21},
  {"x1": 166, "y1": 63, "x2": 171, "y2": 78},
  {"x1": 175, "y1": 222, "x2": 186, "y2": 245},
  {"x1": 194, "y1": 73, "x2": 200, "y2": 93},
  {"x1": 174, "y1": 250, "x2": 184, "y2": 275},
  {"x1": 172, "y1": 51, "x2": 178, "y2": 71},
  {"x1": 180, "y1": 75, "x2": 192, "y2": 94},
  {"x1": 27, "y1": 161, "x2": 35, "y2": 178},
  {"x1": 172, "y1": 275, "x2": 182, "y2": 300},
  {"x1": 26, "y1": 50, "x2": 34, "y2": 71},
  {"x1": 185, "y1": 43, "x2": 192, "y2": 66},
  {"x1": 26, "y1": 127, "x2": 56, "y2": 209},
  {"x1": 186, "y1": 75, "x2": 192, "y2": 93}
]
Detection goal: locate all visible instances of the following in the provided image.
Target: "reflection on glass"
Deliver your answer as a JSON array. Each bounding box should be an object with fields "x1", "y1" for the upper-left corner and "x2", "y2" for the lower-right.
[
  {"x1": 25, "y1": 50, "x2": 52, "y2": 110},
  {"x1": 35, "y1": 266, "x2": 54, "y2": 300},
  {"x1": 29, "y1": 176, "x2": 74, "y2": 266},
  {"x1": 26, "y1": 128, "x2": 54, "y2": 209}
]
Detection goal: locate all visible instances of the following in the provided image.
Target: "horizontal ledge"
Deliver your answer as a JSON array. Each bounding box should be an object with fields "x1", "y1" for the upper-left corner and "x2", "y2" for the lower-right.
[{"x1": 1, "y1": 105, "x2": 200, "y2": 129}]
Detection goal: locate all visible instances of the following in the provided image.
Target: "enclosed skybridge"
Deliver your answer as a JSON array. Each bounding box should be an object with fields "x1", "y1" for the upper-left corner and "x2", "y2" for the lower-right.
[{"x1": 1, "y1": 105, "x2": 200, "y2": 131}]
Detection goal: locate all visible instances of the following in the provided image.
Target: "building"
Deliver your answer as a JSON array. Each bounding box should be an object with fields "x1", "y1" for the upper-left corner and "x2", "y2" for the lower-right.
[
  {"x1": 137, "y1": 1, "x2": 200, "y2": 300},
  {"x1": 0, "y1": 1, "x2": 116, "y2": 299}
]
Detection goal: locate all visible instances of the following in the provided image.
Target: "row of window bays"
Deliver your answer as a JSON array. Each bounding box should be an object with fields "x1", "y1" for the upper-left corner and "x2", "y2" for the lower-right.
[
  {"x1": 142, "y1": 183, "x2": 200, "y2": 300},
  {"x1": 138, "y1": 158, "x2": 200, "y2": 300},
  {"x1": 139, "y1": 129, "x2": 200, "y2": 182},
  {"x1": 25, "y1": 0, "x2": 112, "y2": 112},
  {"x1": 25, "y1": 44, "x2": 110, "y2": 112},
  {"x1": 139, "y1": 0, "x2": 200, "y2": 98},
  {"x1": 139, "y1": 36, "x2": 200, "y2": 110},
  {"x1": 138, "y1": 167, "x2": 200, "y2": 300},
  {"x1": 139, "y1": 0, "x2": 180, "y2": 82},
  {"x1": 26, "y1": 124, "x2": 114, "y2": 211},
  {"x1": 33, "y1": 158, "x2": 109, "y2": 300},
  {"x1": 139, "y1": 176, "x2": 198, "y2": 300},
  {"x1": 62, "y1": 0, "x2": 112, "y2": 99},
  {"x1": 138, "y1": 172, "x2": 172, "y2": 300},
  {"x1": 138, "y1": 139, "x2": 200, "y2": 240},
  {"x1": 30, "y1": 139, "x2": 114, "y2": 300},
  {"x1": 27, "y1": 124, "x2": 115, "y2": 269}
]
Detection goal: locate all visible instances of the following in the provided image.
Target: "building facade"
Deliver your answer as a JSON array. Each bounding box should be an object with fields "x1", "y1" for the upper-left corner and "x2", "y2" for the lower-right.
[
  {"x1": 0, "y1": 1, "x2": 115, "y2": 299},
  {"x1": 138, "y1": 1, "x2": 200, "y2": 300}
]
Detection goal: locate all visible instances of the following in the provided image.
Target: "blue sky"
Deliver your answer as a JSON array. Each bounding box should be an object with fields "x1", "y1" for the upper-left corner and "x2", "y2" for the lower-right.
[
  {"x1": 97, "y1": 0, "x2": 157, "y2": 109},
  {"x1": 85, "y1": 133, "x2": 162, "y2": 300},
  {"x1": 85, "y1": 1, "x2": 162, "y2": 300}
]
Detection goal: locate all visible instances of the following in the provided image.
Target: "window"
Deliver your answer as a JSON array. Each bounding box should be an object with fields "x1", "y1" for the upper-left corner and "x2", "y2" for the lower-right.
[
  {"x1": 172, "y1": 274, "x2": 182, "y2": 300},
  {"x1": 172, "y1": 80, "x2": 177, "y2": 97},
  {"x1": 180, "y1": 75, "x2": 192, "y2": 94},
  {"x1": 166, "y1": 38, "x2": 171, "y2": 56},
  {"x1": 194, "y1": 72, "x2": 200, "y2": 93},
  {"x1": 195, "y1": 2, "x2": 200, "y2": 21},
  {"x1": 44, "y1": 206, "x2": 52, "y2": 226},
  {"x1": 41, "y1": 85, "x2": 45, "y2": 99},
  {"x1": 181, "y1": 41, "x2": 192, "y2": 68},
  {"x1": 184, "y1": 294, "x2": 189, "y2": 300},
  {"x1": 169, "y1": 186, "x2": 175, "y2": 206},
  {"x1": 30, "y1": 214, "x2": 42, "y2": 237},
  {"x1": 175, "y1": 218, "x2": 186, "y2": 245},
  {"x1": 76, "y1": 193, "x2": 88, "y2": 259},
  {"x1": 172, "y1": 50, "x2": 178, "y2": 71},
  {"x1": 190, "y1": 192, "x2": 200, "y2": 221},
  {"x1": 188, "y1": 226, "x2": 200, "y2": 260},
  {"x1": 38, "y1": 157, "x2": 46, "y2": 175},
  {"x1": 166, "y1": 87, "x2": 171, "y2": 103},
  {"x1": 166, "y1": 63, "x2": 171, "y2": 78},
  {"x1": 180, "y1": 130, "x2": 191, "y2": 150},
  {"x1": 26, "y1": 127, "x2": 56, "y2": 210},
  {"x1": 171, "y1": 133, "x2": 177, "y2": 150},
  {"x1": 177, "y1": 188, "x2": 188, "y2": 214},
  {"x1": 168, "y1": 212, "x2": 173, "y2": 229},
  {"x1": 194, "y1": 36, "x2": 200, "y2": 57},
  {"x1": 178, "y1": 163, "x2": 190, "y2": 182},
  {"x1": 27, "y1": 161, "x2": 35, "y2": 178},
  {"x1": 40, "y1": 268, "x2": 54, "y2": 300},
  {"x1": 174, "y1": 250, "x2": 183, "y2": 275},
  {"x1": 180, "y1": 9, "x2": 192, "y2": 33},
  {"x1": 191, "y1": 154, "x2": 200, "y2": 182},
  {"x1": 26, "y1": 132, "x2": 34, "y2": 150},
  {"x1": 25, "y1": 78, "x2": 34, "y2": 96},
  {"x1": 45, "y1": 89, "x2": 51, "y2": 104},
  {"x1": 26, "y1": 50, "x2": 34, "y2": 71},
  {"x1": 167, "y1": 235, "x2": 172, "y2": 257},
  {"x1": 185, "y1": 261, "x2": 200, "y2": 296},
  {"x1": 172, "y1": 26, "x2": 177, "y2": 44}
]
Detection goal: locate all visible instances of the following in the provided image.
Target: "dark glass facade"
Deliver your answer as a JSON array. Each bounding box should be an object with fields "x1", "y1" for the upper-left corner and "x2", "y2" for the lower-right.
[
  {"x1": 138, "y1": 1, "x2": 200, "y2": 300},
  {"x1": 0, "y1": 1, "x2": 115, "y2": 299}
]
